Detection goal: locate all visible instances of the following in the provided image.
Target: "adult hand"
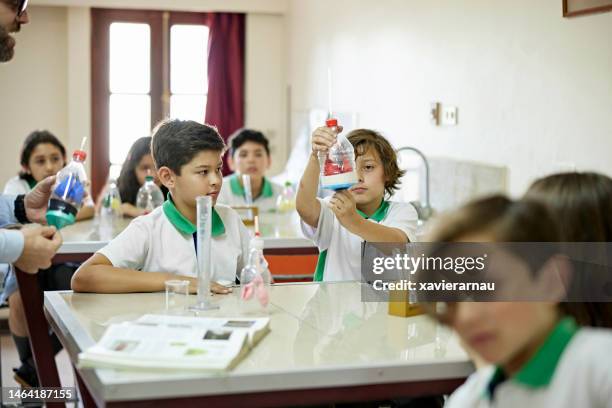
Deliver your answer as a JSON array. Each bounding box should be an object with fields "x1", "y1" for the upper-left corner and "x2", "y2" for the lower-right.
[
  {"x1": 14, "y1": 225, "x2": 62, "y2": 274},
  {"x1": 24, "y1": 176, "x2": 55, "y2": 224}
]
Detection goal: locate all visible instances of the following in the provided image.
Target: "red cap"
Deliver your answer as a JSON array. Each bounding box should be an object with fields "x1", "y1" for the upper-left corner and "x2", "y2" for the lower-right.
[
  {"x1": 326, "y1": 118, "x2": 338, "y2": 128},
  {"x1": 72, "y1": 150, "x2": 87, "y2": 162}
]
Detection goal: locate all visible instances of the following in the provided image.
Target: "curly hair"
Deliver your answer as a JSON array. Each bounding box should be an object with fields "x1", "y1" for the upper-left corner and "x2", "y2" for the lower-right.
[{"x1": 346, "y1": 129, "x2": 405, "y2": 197}]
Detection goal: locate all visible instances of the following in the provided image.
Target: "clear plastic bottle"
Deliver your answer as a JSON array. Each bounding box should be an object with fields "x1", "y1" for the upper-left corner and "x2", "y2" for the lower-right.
[
  {"x1": 136, "y1": 175, "x2": 164, "y2": 215},
  {"x1": 46, "y1": 148, "x2": 88, "y2": 229},
  {"x1": 240, "y1": 233, "x2": 271, "y2": 309},
  {"x1": 319, "y1": 118, "x2": 358, "y2": 190},
  {"x1": 99, "y1": 177, "x2": 122, "y2": 240},
  {"x1": 276, "y1": 181, "x2": 296, "y2": 213}
]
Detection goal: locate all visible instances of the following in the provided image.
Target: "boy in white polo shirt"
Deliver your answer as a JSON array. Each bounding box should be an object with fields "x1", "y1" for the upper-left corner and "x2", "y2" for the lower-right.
[
  {"x1": 297, "y1": 127, "x2": 418, "y2": 282},
  {"x1": 71, "y1": 120, "x2": 251, "y2": 294},
  {"x1": 426, "y1": 196, "x2": 612, "y2": 408},
  {"x1": 217, "y1": 129, "x2": 283, "y2": 213}
]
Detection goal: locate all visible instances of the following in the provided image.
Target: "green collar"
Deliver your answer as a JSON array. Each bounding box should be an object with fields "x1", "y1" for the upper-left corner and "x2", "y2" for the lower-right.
[
  {"x1": 25, "y1": 176, "x2": 37, "y2": 190},
  {"x1": 485, "y1": 317, "x2": 578, "y2": 398},
  {"x1": 162, "y1": 198, "x2": 225, "y2": 237},
  {"x1": 356, "y1": 200, "x2": 390, "y2": 222},
  {"x1": 229, "y1": 174, "x2": 273, "y2": 199}
]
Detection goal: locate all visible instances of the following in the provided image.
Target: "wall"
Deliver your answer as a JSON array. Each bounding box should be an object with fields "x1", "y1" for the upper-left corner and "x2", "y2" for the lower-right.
[
  {"x1": 0, "y1": 4, "x2": 288, "y2": 189},
  {"x1": 0, "y1": 6, "x2": 68, "y2": 189},
  {"x1": 245, "y1": 13, "x2": 287, "y2": 175},
  {"x1": 287, "y1": 0, "x2": 612, "y2": 196}
]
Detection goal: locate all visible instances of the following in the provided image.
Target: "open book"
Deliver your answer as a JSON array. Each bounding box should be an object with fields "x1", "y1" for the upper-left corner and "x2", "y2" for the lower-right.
[{"x1": 78, "y1": 315, "x2": 270, "y2": 372}]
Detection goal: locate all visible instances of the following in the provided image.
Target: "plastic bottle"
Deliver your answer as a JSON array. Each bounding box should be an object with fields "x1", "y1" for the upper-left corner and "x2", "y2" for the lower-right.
[
  {"x1": 240, "y1": 233, "x2": 271, "y2": 308},
  {"x1": 319, "y1": 118, "x2": 358, "y2": 190},
  {"x1": 276, "y1": 181, "x2": 296, "y2": 213},
  {"x1": 136, "y1": 174, "x2": 164, "y2": 215},
  {"x1": 46, "y1": 148, "x2": 88, "y2": 229},
  {"x1": 99, "y1": 177, "x2": 122, "y2": 240}
]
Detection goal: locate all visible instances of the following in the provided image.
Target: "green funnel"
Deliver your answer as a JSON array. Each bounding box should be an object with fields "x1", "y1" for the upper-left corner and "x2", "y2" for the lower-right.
[{"x1": 46, "y1": 210, "x2": 76, "y2": 230}]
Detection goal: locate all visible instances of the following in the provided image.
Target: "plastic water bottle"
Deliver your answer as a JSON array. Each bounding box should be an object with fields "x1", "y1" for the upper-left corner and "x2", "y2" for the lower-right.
[
  {"x1": 99, "y1": 177, "x2": 122, "y2": 240},
  {"x1": 46, "y1": 148, "x2": 88, "y2": 229},
  {"x1": 136, "y1": 175, "x2": 164, "y2": 215},
  {"x1": 276, "y1": 181, "x2": 296, "y2": 213},
  {"x1": 240, "y1": 233, "x2": 271, "y2": 309},
  {"x1": 319, "y1": 118, "x2": 358, "y2": 190}
]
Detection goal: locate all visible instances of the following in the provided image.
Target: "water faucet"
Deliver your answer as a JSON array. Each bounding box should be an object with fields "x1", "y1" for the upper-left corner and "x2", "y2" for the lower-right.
[{"x1": 397, "y1": 146, "x2": 433, "y2": 221}]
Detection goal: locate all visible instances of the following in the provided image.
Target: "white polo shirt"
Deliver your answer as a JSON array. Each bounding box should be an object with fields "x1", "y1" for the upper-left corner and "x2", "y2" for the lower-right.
[
  {"x1": 97, "y1": 199, "x2": 251, "y2": 283},
  {"x1": 446, "y1": 318, "x2": 612, "y2": 408},
  {"x1": 3, "y1": 176, "x2": 33, "y2": 195},
  {"x1": 301, "y1": 198, "x2": 418, "y2": 282},
  {"x1": 217, "y1": 174, "x2": 284, "y2": 213}
]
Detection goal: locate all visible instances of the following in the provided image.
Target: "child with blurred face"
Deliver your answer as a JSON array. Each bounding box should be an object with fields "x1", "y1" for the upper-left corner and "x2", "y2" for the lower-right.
[{"x1": 426, "y1": 196, "x2": 612, "y2": 408}]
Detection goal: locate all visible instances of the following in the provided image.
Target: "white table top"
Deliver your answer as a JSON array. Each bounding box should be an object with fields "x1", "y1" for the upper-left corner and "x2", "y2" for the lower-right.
[
  {"x1": 57, "y1": 211, "x2": 315, "y2": 254},
  {"x1": 44, "y1": 282, "x2": 473, "y2": 403}
]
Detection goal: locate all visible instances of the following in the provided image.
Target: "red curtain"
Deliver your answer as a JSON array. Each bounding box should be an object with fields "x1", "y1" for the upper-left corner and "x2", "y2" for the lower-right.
[{"x1": 205, "y1": 13, "x2": 245, "y2": 175}]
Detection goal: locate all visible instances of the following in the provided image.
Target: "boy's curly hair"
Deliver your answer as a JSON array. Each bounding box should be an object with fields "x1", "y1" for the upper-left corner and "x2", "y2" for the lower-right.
[{"x1": 346, "y1": 129, "x2": 405, "y2": 197}]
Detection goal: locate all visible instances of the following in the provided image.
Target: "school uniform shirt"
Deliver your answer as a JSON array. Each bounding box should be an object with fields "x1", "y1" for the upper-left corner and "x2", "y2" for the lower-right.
[
  {"x1": 3, "y1": 175, "x2": 95, "y2": 206},
  {"x1": 446, "y1": 317, "x2": 612, "y2": 408},
  {"x1": 97, "y1": 199, "x2": 251, "y2": 283},
  {"x1": 217, "y1": 174, "x2": 283, "y2": 213},
  {"x1": 301, "y1": 198, "x2": 418, "y2": 282},
  {"x1": 3, "y1": 176, "x2": 34, "y2": 195}
]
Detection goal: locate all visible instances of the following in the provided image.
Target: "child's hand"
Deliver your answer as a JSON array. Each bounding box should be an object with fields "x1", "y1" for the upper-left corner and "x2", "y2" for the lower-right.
[
  {"x1": 329, "y1": 190, "x2": 360, "y2": 229},
  {"x1": 211, "y1": 281, "x2": 232, "y2": 295},
  {"x1": 311, "y1": 125, "x2": 343, "y2": 154},
  {"x1": 185, "y1": 278, "x2": 232, "y2": 294}
]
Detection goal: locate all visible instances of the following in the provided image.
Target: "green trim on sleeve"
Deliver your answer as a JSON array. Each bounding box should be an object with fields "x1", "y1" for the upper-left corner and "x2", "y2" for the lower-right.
[{"x1": 313, "y1": 250, "x2": 327, "y2": 282}]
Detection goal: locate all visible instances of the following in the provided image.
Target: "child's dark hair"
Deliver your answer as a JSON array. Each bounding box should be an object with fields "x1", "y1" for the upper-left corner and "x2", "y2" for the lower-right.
[
  {"x1": 525, "y1": 172, "x2": 612, "y2": 242},
  {"x1": 19, "y1": 130, "x2": 66, "y2": 181},
  {"x1": 426, "y1": 194, "x2": 605, "y2": 327},
  {"x1": 346, "y1": 129, "x2": 405, "y2": 197},
  {"x1": 525, "y1": 172, "x2": 612, "y2": 328},
  {"x1": 117, "y1": 137, "x2": 152, "y2": 205},
  {"x1": 151, "y1": 119, "x2": 226, "y2": 174},
  {"x1": 228, "y1": 128, "x2": 270, "y2": 157}
]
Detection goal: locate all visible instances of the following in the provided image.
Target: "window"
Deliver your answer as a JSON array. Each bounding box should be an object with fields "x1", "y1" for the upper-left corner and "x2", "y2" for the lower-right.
[
  {"x1": 109, "y1": 22, "x2": 152, "y2": 165},
  {"x1": 170, "y1": 24, "x2": 209, "y2": 122},
  {"x1": 91, "y1": 9, "x2": 208, "y2": 196}
]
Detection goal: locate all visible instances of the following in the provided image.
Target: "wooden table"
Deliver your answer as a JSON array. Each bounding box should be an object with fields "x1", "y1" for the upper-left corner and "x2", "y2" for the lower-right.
[{"x1": 44, "y1": 282, "x2": 473, "y2": 407}]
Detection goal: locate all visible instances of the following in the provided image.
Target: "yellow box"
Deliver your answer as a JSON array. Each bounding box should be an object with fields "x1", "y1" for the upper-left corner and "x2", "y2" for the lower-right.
[{"x1": 388, "y1": 289, "x2": 424, "y2": 317}]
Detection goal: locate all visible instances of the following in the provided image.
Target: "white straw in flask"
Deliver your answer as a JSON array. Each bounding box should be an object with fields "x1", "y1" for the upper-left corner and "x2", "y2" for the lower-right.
[{"x1": 242, "y1": 173, "x2": 254, "y2": 222}]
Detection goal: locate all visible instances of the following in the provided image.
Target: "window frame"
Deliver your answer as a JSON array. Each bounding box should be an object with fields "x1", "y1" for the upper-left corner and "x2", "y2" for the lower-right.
[{"x1": 90, "y1": 8, "x2": 207, "y2": 198}]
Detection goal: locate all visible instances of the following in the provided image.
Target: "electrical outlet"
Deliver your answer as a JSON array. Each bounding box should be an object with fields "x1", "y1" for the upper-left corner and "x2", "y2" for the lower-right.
[{"x1": 441, "y1": 106, "x2": 458, "y2": 126}]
